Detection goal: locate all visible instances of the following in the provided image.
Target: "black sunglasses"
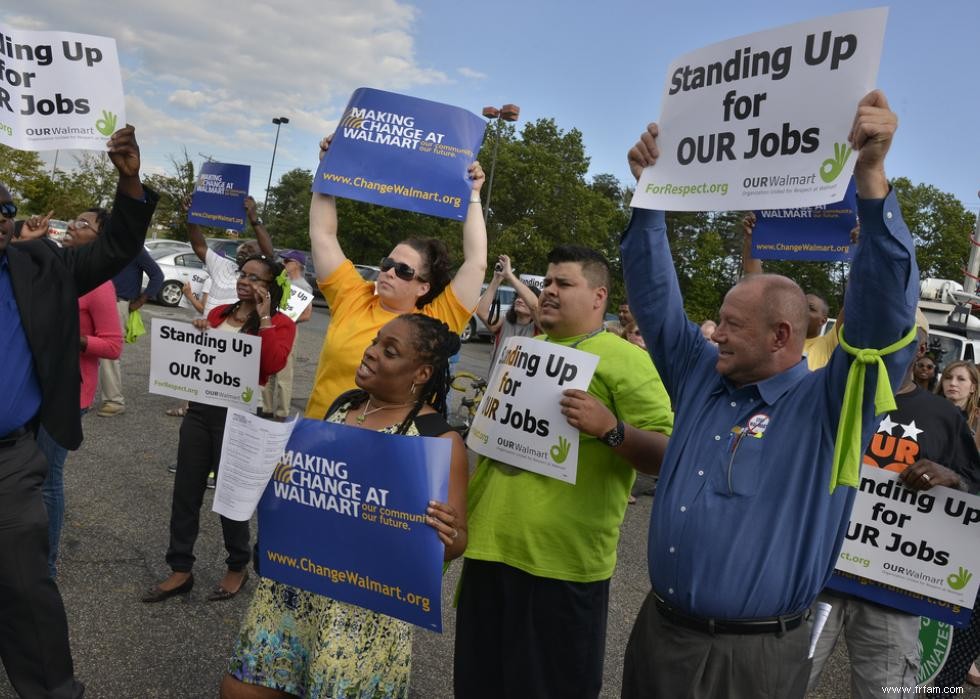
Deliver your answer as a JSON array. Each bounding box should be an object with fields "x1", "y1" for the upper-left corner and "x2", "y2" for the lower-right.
[
  {"x1": 0, "y1": 202, "x2": 17, "y2": 220},
  {"x1": 379, "y1": 256, "x2": 425, "y2": 282}
]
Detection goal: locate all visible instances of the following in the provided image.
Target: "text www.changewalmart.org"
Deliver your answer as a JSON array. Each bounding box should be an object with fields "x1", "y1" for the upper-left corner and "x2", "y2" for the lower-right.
[
  {"x1": 266, "y1": 550, "x2": 431, "y2": 612},
  {"x1": 321, "y1": 172, "x2": 462, "y2": 208}
]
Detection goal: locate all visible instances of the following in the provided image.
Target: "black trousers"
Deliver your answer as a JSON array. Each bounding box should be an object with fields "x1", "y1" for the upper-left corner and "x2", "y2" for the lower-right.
[
  {"x1": 454, "y1": 558, "x2": 609, "y2": 699},
  {"x1": 0, "y1": 432, "x2": 84, "y2": 698},
  {"x1": 166, "y1": 403, "x2": 249, "y2": 572}
]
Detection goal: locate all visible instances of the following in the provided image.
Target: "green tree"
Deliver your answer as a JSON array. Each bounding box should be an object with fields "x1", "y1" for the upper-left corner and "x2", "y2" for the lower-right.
[
  {"x1": 264, "y1": 168, "x2": 314, "y2": 250},
  {"x1": 0, "y1": 145, "x2": 54, "y2": 214},
  {"x1": 142, "y1": 151, "x2": 196, "y2": 240},
  {"x1": 892, "y1": 176, "x2": 975, "y2": 281}
]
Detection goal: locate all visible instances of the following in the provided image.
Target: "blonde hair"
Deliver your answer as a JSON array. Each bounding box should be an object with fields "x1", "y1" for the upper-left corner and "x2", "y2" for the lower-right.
[{"x1": 938, "y1": 360, "x2": 980, "y2": 427}]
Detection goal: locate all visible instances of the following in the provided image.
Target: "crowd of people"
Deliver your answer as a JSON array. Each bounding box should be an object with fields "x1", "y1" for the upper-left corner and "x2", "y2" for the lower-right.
[{"x1": 2, "y1": 88, "x2": 980, "y2": 699}]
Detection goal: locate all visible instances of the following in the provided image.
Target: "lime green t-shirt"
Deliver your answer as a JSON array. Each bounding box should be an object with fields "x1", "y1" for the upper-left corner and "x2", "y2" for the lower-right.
[{"x1": 465, "y1": 330, "x2": 674, "y2": 583}]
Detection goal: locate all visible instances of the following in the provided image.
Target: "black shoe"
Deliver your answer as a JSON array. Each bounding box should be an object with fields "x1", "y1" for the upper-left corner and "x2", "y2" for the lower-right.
[
  {"x1": 167, "y1": 463, "x2": 177, "y2": 474},
  {"x1": 207, "y1": 569, "x2": 249, "y2": 602},
  {"x1": 141, "y1": 574, "x2": 194, "y2": 603}
]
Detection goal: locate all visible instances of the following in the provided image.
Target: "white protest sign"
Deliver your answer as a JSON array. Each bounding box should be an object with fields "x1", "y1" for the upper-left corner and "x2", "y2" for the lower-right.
[
  {"x1": 0, "y1": 23, "x2": 126, "y2": 151},
  {"x1": 148, "y1": 318, "x2": 261, "y2": 411},
  {"x1": 519, "y1": 274, "x2": 545, "y2": 293},
  {"x1": 466, "y1": 337, "x2": 598, "y2": 484},
  {"x1": 631, "y1": 8, "x2": 887, "y2": 212},
  {"x1": 282, "y1": 285, "x2": 314, "y2": 322},
  {"x1": 836, "y1": 467, "x2": 980, "y2": 607},
  {"x1": 177, "y1": 272, "x2": 209, "y2": 311}
]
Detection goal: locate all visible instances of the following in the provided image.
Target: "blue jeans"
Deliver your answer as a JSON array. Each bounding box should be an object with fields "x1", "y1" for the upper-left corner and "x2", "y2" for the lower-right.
[{"x1": 38, "y1": 426, "x2": 68, "y2": 577}]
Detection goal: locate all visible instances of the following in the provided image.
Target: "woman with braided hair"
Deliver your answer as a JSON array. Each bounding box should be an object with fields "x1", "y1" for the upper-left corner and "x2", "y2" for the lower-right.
[
  {"x1": 143, "y1": 254, "x2": 296, "y2": 604},
  {"x1": 222, "y1": 314, "x2": 467, "y2": 699}
]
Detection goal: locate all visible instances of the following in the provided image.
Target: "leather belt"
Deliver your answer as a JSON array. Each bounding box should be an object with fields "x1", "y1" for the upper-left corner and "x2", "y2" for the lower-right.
[
  {"x1": 0, "y1": 424, "x2": 31, "y2": 448},
  {"x1": 653, "y1": 591, "x2": 805, "y2": 636}
]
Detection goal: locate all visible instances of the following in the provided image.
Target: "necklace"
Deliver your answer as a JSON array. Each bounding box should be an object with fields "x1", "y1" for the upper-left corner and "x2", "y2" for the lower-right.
[{"x1": 356, "y1": 398, "x2": 412, "y2": 424}]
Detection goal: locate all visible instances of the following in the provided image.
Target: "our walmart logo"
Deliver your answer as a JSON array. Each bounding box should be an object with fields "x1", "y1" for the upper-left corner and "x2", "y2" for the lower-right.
[
  {"x1": 272, "y1": 462, "x2": 293, "y2": 484},
  {"x1": 948, "y1": 566, "x2": 973, "y2": 591},
  {"x1": 819, "y1": 142, "x2": 852, "y2": 183},
  {"x1": 550, "y1": 436, "x2": 570, "y2": 464},
  {"x1": 241, "y1": 386, "x2": 254, "y2": 403},
  {"x1": 339, "y1": 111, "x2": 366, "y2": 129}
]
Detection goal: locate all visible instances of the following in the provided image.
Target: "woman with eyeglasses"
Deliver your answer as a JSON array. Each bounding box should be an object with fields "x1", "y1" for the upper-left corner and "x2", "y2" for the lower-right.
[
  {"x1": 143, "y1": 255, "x2": 296, "y2": 604},
  {"x1": 222, "y1": 314, "x2": 467, "y2": 699},
  {"x1": 912, "y1": 353, "x2": 938, "y2": 392},
  {"x1": 304, "y1": 135, "x2": 487, "y2": 420},
  {"x1": 18, "y1": 208, "x2": 124, "y2": 577}
]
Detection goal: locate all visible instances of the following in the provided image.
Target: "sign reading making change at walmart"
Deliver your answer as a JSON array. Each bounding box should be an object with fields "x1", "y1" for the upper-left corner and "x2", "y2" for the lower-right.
[
  {"x1": 630, "y1": 8, "x2": 886, "y2": 212},
  {"x1": 0, "y1": 22, "x2": 126, "y2": 151},
  {"x1": 188, "y1": 161, "x2": 251, "y2": 232},
  {"x1": 257, "y1": 419, "x2": 451, "y2": 631},
  {"x1": 148, "y1": 318, "x2": 260, "y2": 411},
  {"x1": 832, "y1": 467, "x2": 980, "y2": 612},
  {"x1": 466, "y1": 337, "x2": 599, "y2": 484},
  {"x1": 313, "y1": 87, "x2": 487, "y2": 220},
  {"x1": 752, "y1": 177, "x2": 857, "y2": 262}
]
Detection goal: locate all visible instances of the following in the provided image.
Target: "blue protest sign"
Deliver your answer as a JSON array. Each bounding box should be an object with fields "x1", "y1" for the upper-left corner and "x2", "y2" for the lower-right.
[
  {"x1": 313, "y1": 88, "x2": 487, "y2": 220},
  {"x1": 827, "y1": 571, "x2": 973, "y2": 628},
  {"x1": 188, "y1": 161, "x2": 251, "y2": 231},
  {"x1": 256, "y1": 419, "x2": 451, "y2": 631},
  {"x1": 751, "y1": 178, "x2": 857, "y2": 261}
]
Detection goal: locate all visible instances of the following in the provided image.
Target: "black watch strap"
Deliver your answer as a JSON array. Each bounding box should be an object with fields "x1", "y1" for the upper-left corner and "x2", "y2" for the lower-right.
[{"x1": 600, "y1": 420, "x2": 626, "y2": 447}]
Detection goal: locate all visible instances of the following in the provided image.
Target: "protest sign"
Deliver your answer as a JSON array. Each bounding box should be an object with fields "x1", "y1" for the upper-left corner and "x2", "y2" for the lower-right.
[
  {"x1": 148, "y1": 318, "x2": 260, "y2": 410},
  {"x1": 0, "y1": 23, "x2": 125, "y2": 151},
  {"x1": 466, "y1": 337, "x2": 599, "y2": 484},
  {"x1": 188, "y1": 162, "x2": 251, "y2": 231},
  {"x1": 519, "y1": 274, "x2": 545, "y2": 293},
  {"x1": 833, "y1": 467, "x2": 980, "y2": 613},
  {"x1": 752, "y1": 177, "x2": 857, "y2": 261},
  {"x1": 313, "y1": 88, "x2": 486, "y2": 220},
  {"x1": 281, "y1": 285, "x2": 314, "y2": 322},
  {"x1": 257, "y1": 419, "x2": 451, "y2": 631},
  {"x1": 177, "y1": 272, "x2": 209, "y2": 311},
  {"x1": 631, "y1": 8, "x2": 887, "y2": 212}
]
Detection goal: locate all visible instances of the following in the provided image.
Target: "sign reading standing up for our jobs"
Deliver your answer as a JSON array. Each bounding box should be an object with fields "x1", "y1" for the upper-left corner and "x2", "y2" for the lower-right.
[
  {"x1": 0, "y1": 23, "x2": 125, "y2": 151},
  {"x1": 751, "y1": 177, "x2": 858, "y2": 262},
  {"x1": 257, "y1": 419, "x2": 451, "y2": 631},
  {"x1": 188, "y1": 162, "x2": 251, "y2": 232},
  {"x1": 466, "y1": 337, "x2": 599, "y2": 484},
  {"x1": 830, "y1": 467, "x2": 980, "y2": 624},
  {"x1": 148, "y1": 318, "x2": 260, "y2": 411},
  {"x1": 631, "y1": 8, "x2": 887, "y2": 212},
  {"x1": 313, "y1": 88, "x2": 487, "y2": 220}
]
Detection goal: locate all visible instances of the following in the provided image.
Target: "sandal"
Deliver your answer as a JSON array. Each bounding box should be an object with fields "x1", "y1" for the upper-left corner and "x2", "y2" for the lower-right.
[{"x1": 166, "y1": 406, "x2": 188, "y2": 417}]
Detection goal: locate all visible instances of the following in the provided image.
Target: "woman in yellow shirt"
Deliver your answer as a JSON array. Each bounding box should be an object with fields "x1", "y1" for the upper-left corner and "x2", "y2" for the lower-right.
[{"x1": 305, "y1": 135, "x2": 487, "y2": 419}]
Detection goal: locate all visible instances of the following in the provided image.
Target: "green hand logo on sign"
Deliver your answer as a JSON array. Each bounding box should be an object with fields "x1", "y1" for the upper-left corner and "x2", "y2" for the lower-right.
[
  {"x1": 95, "y1": 110, "x2": 118, "y2": 136},
  {"x1": 948, "y1": 566, "x2": 973, "y2": 591},
  {"x1": 550, "y1": 435, "x2": 571, "y2": 464},
  {"x1": 819, "y1": 142, "x2": 852, "y2": 183},
  {"x1": 241, "y1": 386, "x2": 254, "y2": 404}
]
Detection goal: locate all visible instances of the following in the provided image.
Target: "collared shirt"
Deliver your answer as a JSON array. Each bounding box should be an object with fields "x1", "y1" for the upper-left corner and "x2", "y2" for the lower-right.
[
  {"x1": 0, "y1": 253, "x2": 42, "y2": 434},
  {"x1": 111, "y1": 248, "x2": 163, "y2": 300},
  {"x1": 620, "y1": 191, "x2": 918, "y2": 619}
]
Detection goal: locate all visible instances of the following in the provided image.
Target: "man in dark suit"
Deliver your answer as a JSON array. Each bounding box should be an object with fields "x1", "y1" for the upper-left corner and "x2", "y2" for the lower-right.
[{"x1": 0, "y1": 126, "x2": 157, "y2": 698}]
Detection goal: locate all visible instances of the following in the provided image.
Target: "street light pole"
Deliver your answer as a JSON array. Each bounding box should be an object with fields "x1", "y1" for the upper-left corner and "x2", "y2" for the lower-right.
[
  {"x1": 264, "y1": 116, "x2": 289, "y2": 216},
  {"x1": 481, "y1": 104, "x2": 520, "y2": 225}
]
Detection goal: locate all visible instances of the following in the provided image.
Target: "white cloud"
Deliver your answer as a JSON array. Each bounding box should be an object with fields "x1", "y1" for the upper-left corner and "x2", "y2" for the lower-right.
[
  {"x1": 168, "y1": 90, "x2": 212, "y2": 109},
  {"x1": 457, "y1": 67, "x2": 488, "y2": 80}
]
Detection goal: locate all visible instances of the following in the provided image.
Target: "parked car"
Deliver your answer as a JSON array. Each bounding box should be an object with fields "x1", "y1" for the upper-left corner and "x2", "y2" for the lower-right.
[
  {"x1": 145, "y1": 239, "x2": 192, "y2": 254},
  {"x1": 146, "y1": 248, "x2": 209, "y2": 307},
  {"x1": 355, "y1": 264, "x2": 380, "y2": 282},
  {"x1": 461, "y1": 284, "x2": 516, "y2": 343}
]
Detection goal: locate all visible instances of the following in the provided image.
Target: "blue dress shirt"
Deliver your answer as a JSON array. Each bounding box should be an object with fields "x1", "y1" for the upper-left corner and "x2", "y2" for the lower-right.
[
  {"x1": 0, "y1": 253, "x2": 42, "y2": 435},
  {"x1": 621, "y1": 191, "x2": 918, "y2": 619}
]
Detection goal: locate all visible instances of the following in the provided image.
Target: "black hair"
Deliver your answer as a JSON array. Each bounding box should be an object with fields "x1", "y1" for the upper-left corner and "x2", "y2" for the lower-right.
[
  {"x1": 505, "y1": 286, "x2": 540, "y2": 325},
  {"x1": 219, "y1": 254, "x2": 286, "y2": 334},
  {"x1": 403, "y1": 238, "x2": 452, "y2": 309},
  {"x1": 546, "y1": 244, "x2": 611, "y2": 291},
  {"x1": 13, "y1": 219, "x2": 24, "y2": 239},
  {"x1": 336, "y1": 315, "x2": 461, "y2": 434},
  {"x1": 84, "y1": 207, "x2": 110, "y2": 232}
]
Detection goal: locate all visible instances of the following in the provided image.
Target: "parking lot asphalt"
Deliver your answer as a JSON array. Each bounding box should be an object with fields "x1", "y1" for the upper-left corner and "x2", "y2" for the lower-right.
[{"x1": 1, "y1": 302, "x2": 976, "y2": 698}]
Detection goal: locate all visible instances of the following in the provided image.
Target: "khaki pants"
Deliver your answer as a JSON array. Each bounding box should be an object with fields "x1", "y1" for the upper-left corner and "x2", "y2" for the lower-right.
[
  {"x1": 261, "y1": 348, "x2": 295, "y2": 419},
  {"x1": 98, "y1": 299, "x2": 129, "y2": 406}
]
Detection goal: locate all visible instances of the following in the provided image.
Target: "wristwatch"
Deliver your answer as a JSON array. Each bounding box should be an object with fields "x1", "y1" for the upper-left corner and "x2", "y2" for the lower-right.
[
  {"x1": 600, "y1": 420, "x2": 626, "y2": 448},
  {"x1": 251, "y1": 217, "x2": 264, "y2": 226}
]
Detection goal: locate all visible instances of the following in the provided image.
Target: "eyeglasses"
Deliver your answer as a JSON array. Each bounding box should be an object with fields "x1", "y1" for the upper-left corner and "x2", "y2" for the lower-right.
[
  {"x1": 70, "y1": 218, "x2": 94, "y2": 229},
  {"x1": 237, "y1": 271, "x2": 273, "y2": 283},
  {"x1": 379, "y1": 257, "x2": 425, "y2": 282},
  {"x1": 0, "y1": 202, "x2": 17, "y2": 220}
]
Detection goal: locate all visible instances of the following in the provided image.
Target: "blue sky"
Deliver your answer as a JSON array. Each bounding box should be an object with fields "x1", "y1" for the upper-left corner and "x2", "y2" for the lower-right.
[{"x1": 11, "y1": 0, "x2": 980, "y2": 214}]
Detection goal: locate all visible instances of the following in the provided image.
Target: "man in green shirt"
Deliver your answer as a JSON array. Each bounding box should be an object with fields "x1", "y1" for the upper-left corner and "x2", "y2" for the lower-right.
[{"x1": 454, "y1": 245, "x2": 674, "y2": 698}]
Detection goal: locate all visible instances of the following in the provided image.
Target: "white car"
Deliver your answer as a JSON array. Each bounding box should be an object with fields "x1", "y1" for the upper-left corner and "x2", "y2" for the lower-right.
[
  {"x1": 145, "y1": 248, "x2": 210, "y2": 307},
  {"x1": 145, "y1": 239, "x2": 192, "y2": 254}
]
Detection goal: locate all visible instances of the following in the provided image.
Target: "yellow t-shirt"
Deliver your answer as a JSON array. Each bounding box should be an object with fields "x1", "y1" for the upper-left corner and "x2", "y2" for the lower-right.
[
  {"x1": 804, "y1": 327, "x2": 840, "y2": 370},
  {"x1": 304, "y1": 260, "x2": 472, "y2": 419}
]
